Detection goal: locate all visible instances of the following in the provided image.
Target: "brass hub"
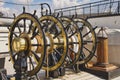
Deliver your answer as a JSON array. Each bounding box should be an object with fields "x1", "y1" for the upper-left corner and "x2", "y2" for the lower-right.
[
  {"x1": 12, "y1": 37, "x2": 28, "y2": 52},
  {"x1": 12, "y1": 33, "x2": 31, "y2": 53},
  {"x1": 34, "y1": 33, "x2": 60, "y2": 54}
]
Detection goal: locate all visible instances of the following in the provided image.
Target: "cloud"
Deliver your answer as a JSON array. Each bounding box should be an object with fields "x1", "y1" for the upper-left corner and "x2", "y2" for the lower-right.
[
  {"x1": 52, "y1": 0, "x2": 92, "y2": 9},
  {"x1": 0, "y1": 6, "x2": 19, "y2": 17},
  {"x1": 52, "y1": 0, "x2": 79, "y2": 9},
  {"x1": 0, "y1": 0, "x2": 21, "y2": 17},
  {"x1": 52, "y1": 0, "x2": 92, "y2": 16},
  {"x1": 0, "y1": 1, "x2": 10, "y2": 16},
  {"x1": 0, "y1": 0, "x2": 4, "y2": 6},
  {"x1": 0, "y1": 0, "x2": 34, "y2": 17}
]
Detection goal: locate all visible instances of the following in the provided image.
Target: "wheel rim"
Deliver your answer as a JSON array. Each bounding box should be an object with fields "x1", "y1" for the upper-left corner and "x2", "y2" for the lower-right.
[
  {"x1": 39, "y1": 15, "x2": 68, "y2": 71},
  {"x1": 73, "y1": 18, "x2": 97, "y2": 64},
  {"x1": 8, "y1": 13, "x2": 46, "y2": 76},
  {"x1": 59, "y1": 17, "x2": 82, "y2": 66}
]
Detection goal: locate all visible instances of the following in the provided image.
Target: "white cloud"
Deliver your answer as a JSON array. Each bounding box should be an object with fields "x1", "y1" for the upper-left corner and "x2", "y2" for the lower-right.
[
  {"x1": 0, "y1": 0, "x2": 4, "y2": 6},
  {"x1": 0, "y1": 6, "x2": 19, "y2": 17},
  {"x1": 52, "y1": 0, "x2": 91, "y2": 9},
  {"x1": 52, "y1": 0, "x2": 92, "y2": 16},
  {"x1": 0, "y1": 0, "x2": 34, "y2": 17},
  {"x1": 0, "y1": 4, "x2": 10, "y2": 16},
  {"x1": 52, "y1": 0, "x2": 79, "y2": 9},
  {"x1": 0, "y1": 0, "x2": 20, "y2": 17}
]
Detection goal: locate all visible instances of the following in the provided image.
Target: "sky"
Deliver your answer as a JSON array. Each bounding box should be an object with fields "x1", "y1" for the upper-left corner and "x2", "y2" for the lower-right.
[{"x1": 0, "y1": 0, "x2": 101, "y2": 17}]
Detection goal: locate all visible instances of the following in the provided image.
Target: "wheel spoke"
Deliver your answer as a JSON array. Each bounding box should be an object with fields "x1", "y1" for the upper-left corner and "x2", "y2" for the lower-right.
[
  {"x1": 94, "y1": 55, "x2": 97, "y2": 58},
  {"x1": 12, "y1": 32, "x2": 18, "y2": 37},
  {"x1": 23, "y1": 19, "x2": 26, "y2": 32},
  {"x1": 69, "y1": 26, "x2": 74, "y2": 34},
  {"x1": 28, "y1": 21, "x2": 33, "y2": 33},
  {"x1": 83, "y1": 30, "x2": 91, "y2": 38},
  {"x1": 7, "y1": 27, "x2": 18, "y2": 37},
  {"x1": 68, "y1": 30, "x2": 77, "y2": 38},
  {"x1": 31, "y1": 31, "x2": 39, "y2": 39},
  {"x1": 64, "y1": 23, "x2": 70, "y2": 31},
  {"x1": 31, "y1": 51, "x2": 40, "y2": 61},
  {"x1": 17, "y1": 24, "x2": 22, "y2": 33},
  {"x1": 48, "y1": 23, "x2": 57, "y2": 34},
  {"x1": 53, "y1": 49, "x2": 62, "y2": 56},
  {"x1": 32, "y1": 27, "x2": 37, "y2": 34},
  {"x1": 31, "y1": 44, "x2": 42, "y2": 46},
  {"x1": 51, "y1": 53, "x2": 57, "y2": 64},
  {"x1": 54, "y1": 43, "x2": 64, "y2": 45},
  {"x1": 53, "y1": 31, "x2": 62, "y2": 39},
  {"x1": 82, "y1": 52, "x2": 86, "y2": 58},
  {"x1": 28, "y1": 56, "x2": 39, "y2": 80},
  {"x1": 69, "y1": 48, "x2": 77, "y2": 54},
  {"x1": 83, "y1": 40, "x2": 93, "y2": 45},
  {"x1": 28, "y1": 55, "x2": 35, "y2": 69},
  {"x1": 83, "y1": 46, "x2": 92, "y2": 53},
  {"x1": 46, "y1": 44, "x2": 50, "y2": 46},
  {"x1": 68, "y1": 42, "x2": 79, "y2": 45}
]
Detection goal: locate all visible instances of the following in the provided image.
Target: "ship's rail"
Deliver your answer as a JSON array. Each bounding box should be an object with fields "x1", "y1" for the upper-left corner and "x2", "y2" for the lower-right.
[{"x1": 54, "y1": 0, "x2": 120, "y2": 19}]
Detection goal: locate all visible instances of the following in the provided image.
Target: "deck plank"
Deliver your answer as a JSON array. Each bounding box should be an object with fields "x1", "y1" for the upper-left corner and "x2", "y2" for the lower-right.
[{"x1": 4, "y1": 56, "x2": 120, "y2": 80}]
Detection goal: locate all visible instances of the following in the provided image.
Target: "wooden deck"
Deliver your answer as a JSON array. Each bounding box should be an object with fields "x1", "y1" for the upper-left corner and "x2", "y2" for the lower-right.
[
  {"x1": 4, "y1": 57, "x2": 120, "y2": 80},
  {"x1": 53, "y1": 71, "x2": 104, "y2": 80},
  {"x1": 38, "y1": 69, "x2": 120, "y2": 80}
]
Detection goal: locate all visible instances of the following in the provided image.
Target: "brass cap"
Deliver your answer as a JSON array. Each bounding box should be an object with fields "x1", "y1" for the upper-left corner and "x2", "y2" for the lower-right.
[{"x1": 12, "y1": 37, "x2": 28, "y2": 52}]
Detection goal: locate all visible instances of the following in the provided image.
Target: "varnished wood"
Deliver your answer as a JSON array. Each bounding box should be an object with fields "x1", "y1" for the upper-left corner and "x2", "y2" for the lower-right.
[{"x1": 97, "y1": 37, "x2": 109, "y2": 65}]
